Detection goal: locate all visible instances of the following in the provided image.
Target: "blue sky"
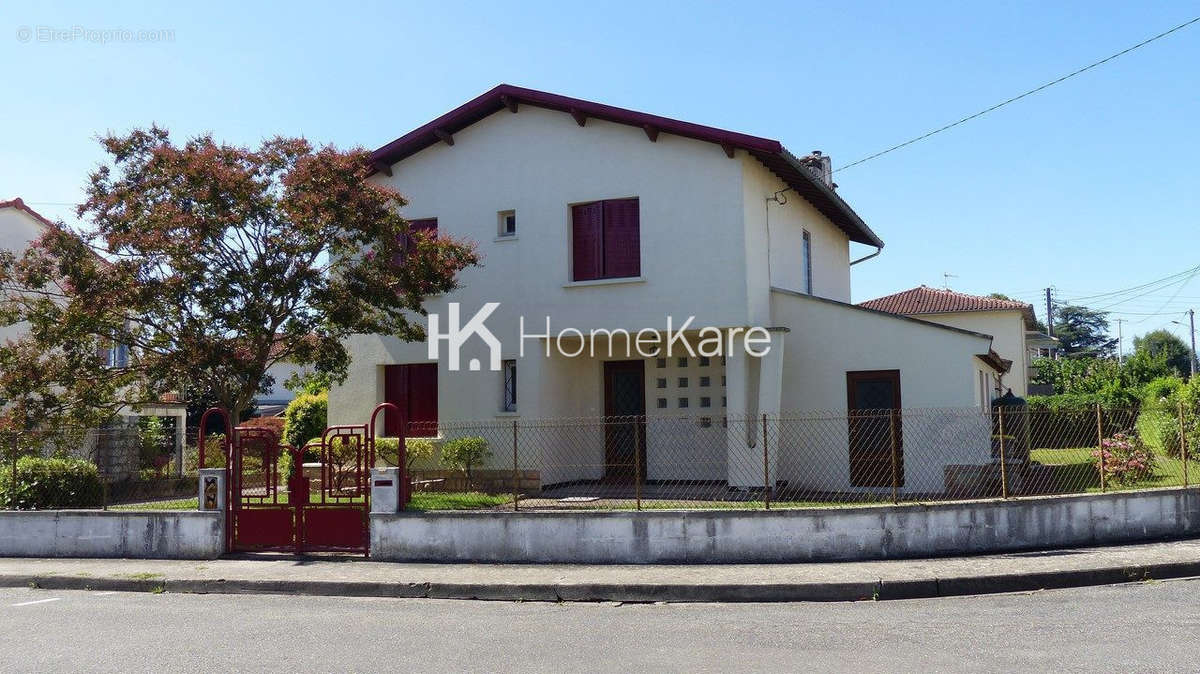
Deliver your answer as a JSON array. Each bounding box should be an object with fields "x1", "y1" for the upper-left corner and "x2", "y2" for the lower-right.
[{"x1": 2, "y1": 1, "x2": 1198, "y2": 350}]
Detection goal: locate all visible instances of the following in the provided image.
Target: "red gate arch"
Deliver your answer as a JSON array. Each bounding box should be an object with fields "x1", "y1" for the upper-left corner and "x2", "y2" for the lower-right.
[{"x1": 198, "y1": 403, "x2": 407, "y2": 555}]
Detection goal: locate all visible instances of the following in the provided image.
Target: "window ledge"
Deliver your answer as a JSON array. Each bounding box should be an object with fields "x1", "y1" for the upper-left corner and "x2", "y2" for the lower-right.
[
  {"x1": 563, "y1": 276, "x2": 645, "y2": 289},
  {"x1": 493, "y1": 235, "x2": 518, "y2": 242}
]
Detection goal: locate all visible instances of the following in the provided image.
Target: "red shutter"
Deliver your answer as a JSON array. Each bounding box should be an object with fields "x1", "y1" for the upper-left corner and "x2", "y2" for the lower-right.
[
  {"x1": 383, "y1": 364, "x2": 409, "y2": 437},
  {"x1": 406, "y1": 363, "x2": 439, "y2": 437},
  {"x1": 602, "y1": 198, "x2": 640, "y2": 278},
  {"x1": 408, "y1": 218, "x2": 438, "y2": 237},
  {"x1": 571, "y1": 202, "x2": 603, "y2": 281}
]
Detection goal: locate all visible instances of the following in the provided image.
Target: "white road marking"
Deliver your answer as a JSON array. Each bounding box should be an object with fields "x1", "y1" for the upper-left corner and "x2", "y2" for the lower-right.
[
  {"x1": 10, "y1": 598, "x2": 61, "y2": 607},
  {"x1": 92, "y1": 592, "x2": 118, "y2": 596}
]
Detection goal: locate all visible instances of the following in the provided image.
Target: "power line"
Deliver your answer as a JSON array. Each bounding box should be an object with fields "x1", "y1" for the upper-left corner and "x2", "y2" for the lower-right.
[{"x1": 837, "y1": 15, "x2": 1200, "y2": 172}]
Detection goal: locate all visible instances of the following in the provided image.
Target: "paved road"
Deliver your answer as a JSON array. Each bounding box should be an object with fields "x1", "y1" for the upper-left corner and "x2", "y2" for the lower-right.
[{"x1": 1, "y1": 580, "x2": 1199, "y2": 673}]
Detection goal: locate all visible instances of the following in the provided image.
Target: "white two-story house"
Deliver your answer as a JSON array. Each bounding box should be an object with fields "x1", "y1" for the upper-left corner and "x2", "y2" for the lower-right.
[{"x1": 330, "y1": 85, "x2": 1007, "y2": 495}]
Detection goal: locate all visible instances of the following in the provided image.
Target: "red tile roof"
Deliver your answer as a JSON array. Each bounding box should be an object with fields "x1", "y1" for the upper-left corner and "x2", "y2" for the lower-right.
[
  {"x1": 859, "y1": 286, "x2": 1038, "y2": 328},
  {"x1": 370, "y1": 84, "x2": 884, "y2": 248},
  {"x1": 0, "y1": 197, "x2": 57, "y2": 229}
]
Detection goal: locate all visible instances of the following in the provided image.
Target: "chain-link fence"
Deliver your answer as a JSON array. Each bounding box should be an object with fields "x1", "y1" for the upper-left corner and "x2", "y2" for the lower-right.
[
  {"x1": 389, "y1": 402, "x2": 1198, "y2": 510},
  {"x1": 1, "y1": 417, "x2": 200, "y2": 510},
  {"x1": 4, "y1": 402, "x2": 1196, "y2": 511}
]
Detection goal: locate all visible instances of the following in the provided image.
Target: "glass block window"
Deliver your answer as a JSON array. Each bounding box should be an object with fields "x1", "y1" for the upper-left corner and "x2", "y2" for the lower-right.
[
  {"x1": 678, "y1": 377, "x2": 688, "y2": 387},
  {"x1": 700, "y1": 397, "x2": 711, "y2": 408},
  {"x1": 678, "y1": 397, "x2": 689, "y2": 408},
  {"x1": 721, "y1": 376, "x2": 727, "y2": 386},
  {"x1": 722, "y1": 396, "x2": 727, "y2": 407},
  {"x1": 656, "y1": 377, "x2": 667, "y2": 389},
  {"x1": 699, "y1": 356, "x2": 710, "y2": 366},
  {"x1": 699, "y1": 376, "x2": 710, "y2": 387},
  {"x1": 656, "y1": 358, "x2": 667, "y2": 368},
  {"x1": 656, "y1": 398, "x2": 667, "y2": 409},
  {"x1": 677, "y1": 357, "x2": 688, "y2": 367}
]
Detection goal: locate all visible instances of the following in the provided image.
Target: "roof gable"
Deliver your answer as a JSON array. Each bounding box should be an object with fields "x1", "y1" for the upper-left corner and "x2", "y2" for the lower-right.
[
  {"x1": 370, "y1": 84, "x2": 883, "y2": 248},
  {"x1": 859, "y1": 285, "x2": 1038, "y2": 329}
]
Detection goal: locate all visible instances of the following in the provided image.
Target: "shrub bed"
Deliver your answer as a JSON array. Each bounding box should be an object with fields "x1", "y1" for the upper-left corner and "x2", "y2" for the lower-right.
[{"x1": 0, "y1": 456, "x2": 105, "y2": 509}]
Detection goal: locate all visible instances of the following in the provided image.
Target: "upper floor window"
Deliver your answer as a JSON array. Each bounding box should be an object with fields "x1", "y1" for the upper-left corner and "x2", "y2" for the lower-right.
[
  {"x1": 571, "y1": 198, "x2": 640, "y2": 281},
  {"x1": 498, "y1": 210, "x2": 516, "y2": 237},
  {"x1": 802, "y1": 229, "x2": 813, "y2": 295}
]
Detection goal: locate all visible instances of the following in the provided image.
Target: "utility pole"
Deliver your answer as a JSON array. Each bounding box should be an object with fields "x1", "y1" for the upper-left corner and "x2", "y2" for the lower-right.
[
  {"x1": 1115, "y1": 318, "x2": 1124, "y2": 365},
  {"x1": 1173, "y1": 309, "x2": 1197, "y2": 377},
  {"x1": 1045, "y1": 288, "x2": 1054, "y2": 337}
]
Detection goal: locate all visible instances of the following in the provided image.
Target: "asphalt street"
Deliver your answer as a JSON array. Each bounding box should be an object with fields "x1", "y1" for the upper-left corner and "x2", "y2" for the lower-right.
[{"x1": 1, "y1": 579, "x2": 1198, "y2": 673}]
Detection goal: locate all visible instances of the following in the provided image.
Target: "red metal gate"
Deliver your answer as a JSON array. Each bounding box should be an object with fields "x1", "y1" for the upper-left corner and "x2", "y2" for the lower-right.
[{"x1": 198, "y1": 405, "x2": 405, "y2": 556}]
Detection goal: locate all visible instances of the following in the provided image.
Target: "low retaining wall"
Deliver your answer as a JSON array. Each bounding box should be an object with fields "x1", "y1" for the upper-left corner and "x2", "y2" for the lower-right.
[
  {"x1": 0, "y1": 511, "x2": 224, "y2": 560},
  {"x1": 371, "y1": 488, "x2": 1200, "y2": 563}
]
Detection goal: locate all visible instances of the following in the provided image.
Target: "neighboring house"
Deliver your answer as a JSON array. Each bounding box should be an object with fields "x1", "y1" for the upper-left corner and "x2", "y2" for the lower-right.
[
  {"x1": 859, "y1": 286, "x2": 1041, "y2": 399},
  {"x1": 0, "y1": 198, "x2": 186, "y2": 474},
  {"x1": 255, "y1": 356, "x2": 314, "y2": 417},
  {"x1": 329, "y1": 85, "x2": 1008, "y2": 494}
]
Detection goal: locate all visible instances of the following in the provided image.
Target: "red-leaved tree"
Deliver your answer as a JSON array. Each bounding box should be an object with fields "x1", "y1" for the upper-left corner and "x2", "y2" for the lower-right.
[{"x1": 0, "y1": 127, "x2": 478, "y2": 428}]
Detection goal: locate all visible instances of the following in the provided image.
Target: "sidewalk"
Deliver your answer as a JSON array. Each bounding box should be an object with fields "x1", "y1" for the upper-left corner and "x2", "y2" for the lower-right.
[{"x1": 1, "y1": 539, "x2": 1198, "y2": 603}]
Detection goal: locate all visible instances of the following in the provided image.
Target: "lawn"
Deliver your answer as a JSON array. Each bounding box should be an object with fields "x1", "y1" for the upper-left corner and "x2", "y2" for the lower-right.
[
  {"x1": 1030, "y1": 447, "x2": 1195, "y2": 493},
  {"x1": 108, "y1": 491, "x2": 510, "y2": 511}
]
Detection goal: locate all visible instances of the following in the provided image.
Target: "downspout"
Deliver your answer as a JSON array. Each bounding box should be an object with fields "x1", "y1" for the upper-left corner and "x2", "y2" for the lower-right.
[{"x1": 850, "y1": 246, "x2": 882, "y2": 266}]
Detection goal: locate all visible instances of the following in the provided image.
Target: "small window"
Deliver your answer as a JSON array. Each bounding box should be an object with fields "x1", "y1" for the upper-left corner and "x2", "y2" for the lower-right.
[
  {"x1": 700, "y1": 397, "x2": 711, "y2": 408},
  {"x1": 677, "y1": 357, "x2": 688, "y2": 367},
  {"x1": 802, "y1": 230, "x2": 813, "y2": 295},
  {"x1": 656, "y1": 398, "x2": 667, "y2": 409},
  {"x1": 721, "y1": 376, "x2": 726, "y2": 386},
  {"x1": 699, "y1": 376, "x2": 710, "y2": 387},
  {"x1": 656, "y1": 377, "x2": 667, "y2": 389},
  {"x1": 678, "y1": 377, "x2": 688, "y2": 387},
  {"x1": 678, "y1": 397, "x2": 689, "y2": 409},
  {"x1": 656, "y1": 358, "x2": 667, "y2": 369},
  {"x1": 498, "y1": 210, "x2": 516, "y2": 237},
  {"x1": 699, "y1": 356, "x2": 710, "y2": 367},
  {"x1": 501, "y1": 359, "x2": 517, "y2": 412}
]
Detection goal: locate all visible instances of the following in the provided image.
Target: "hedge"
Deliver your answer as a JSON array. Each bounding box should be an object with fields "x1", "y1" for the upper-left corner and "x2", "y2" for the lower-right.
[
  {"x1": 282, "y1": 392, "x2": 327, "y2": 448},
  {"x1": 0, "y1": 456, "x2": 104, "y2": 509}
]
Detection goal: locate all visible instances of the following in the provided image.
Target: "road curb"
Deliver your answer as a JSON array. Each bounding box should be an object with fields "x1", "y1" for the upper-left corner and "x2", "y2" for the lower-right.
[{"x1": 1, "y1": 560, "x2": 1197, "y2": 602}]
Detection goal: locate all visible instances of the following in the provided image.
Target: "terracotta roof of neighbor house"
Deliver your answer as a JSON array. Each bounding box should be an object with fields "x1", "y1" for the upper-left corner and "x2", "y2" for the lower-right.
[
  {"x1": 370, "y1": 84, "x2": 884, "y2": 248},
  {"x1": 859, "y1": 286, "x2": 1038, "y2": 329},
  {"x1": 0, "y1": 198, "x2": 58, "y2": 229}
]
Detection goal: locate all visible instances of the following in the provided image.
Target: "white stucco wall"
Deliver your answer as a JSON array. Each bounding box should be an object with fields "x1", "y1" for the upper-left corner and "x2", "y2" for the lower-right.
[
  {"x1": 770, "y1": 290, "x2": 994, "y2": 494},
  {"x1": 911, "y1": 310, "x2": 1029, "y2": 398},
  {"x1": 0, "y1": 206, "x2": 46, "y2": 344},
  {"x1": 742, "y1": 156, "x2": 852, "y2": 309},
  {"x1": 331, "y1": 105, "x2": 752, "y2": 427}
]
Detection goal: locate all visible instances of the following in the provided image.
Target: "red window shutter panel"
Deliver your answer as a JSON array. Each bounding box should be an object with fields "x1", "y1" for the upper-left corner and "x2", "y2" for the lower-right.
[
  {"x1": 408, "y1": 218, "x2": 438, "y2": 236},
  {"x1": 406, "y1": 363, "x2": 439, "y2": 437},
  {"x1": 382, "y1": 364, "x2": 409, "y2": 437},
  {"x1": 602, "y1": 198, "x2": 640, "y2": 278},
  {"x1": 571, "y1": 202, "x2": 603, "y2": 281}
]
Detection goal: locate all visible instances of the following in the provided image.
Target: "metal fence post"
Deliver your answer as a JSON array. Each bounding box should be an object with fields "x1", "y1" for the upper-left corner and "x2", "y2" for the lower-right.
[
  {"x1": 762, "y1": 413, "x2": 770, "y2": 510},
  {"x1": 998, "y1": 406, "x2": 1009, "y2": 499},
  {"x1": 1179, "y1": 401, "x2": 1189, "y2": 489},
  {"x1": 634, "y1": 417, "x2": 642, "y2": 511},
  {"x1": 1095, "y1": 403, "x2": 1106, "y2": 493},
  {"x1": 511, "y1": 419, "x2": 519, "y2": 512},
  {"x1": 9, "y1": 433, "x2": 16, "y2": 510},
  {"x1": 889, "y1": 410, "x2": 899, "y2": 505}
]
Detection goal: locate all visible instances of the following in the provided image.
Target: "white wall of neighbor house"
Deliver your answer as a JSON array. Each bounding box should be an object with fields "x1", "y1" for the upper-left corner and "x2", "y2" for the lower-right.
[
  {"x1": 770, "y1": 290, "x2": 994, "y2": 494},
  {"x1": 0, "y1": 206, "x2": 45, "y2": 344},
  {"x1": 332, "y1": 104, "x2": 756, "y2": 427},
  {"x1": 910, "y1": 310, "x2": 1030, "y2": 398}
]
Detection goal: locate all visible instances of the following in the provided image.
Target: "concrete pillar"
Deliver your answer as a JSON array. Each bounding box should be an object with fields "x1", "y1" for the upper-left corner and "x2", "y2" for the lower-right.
[
  {"x1": 174, "y1": 409, "x2": 186, "y2": 478},
  {"x1": 198, "y1": 468, "x2": 227, "y2": 511},
  {"x1": 725, "y1": 330, "x2": 760, "y2": 489},
  {"x1": 371, "y1": 467, "x2": 402, "y2": 513},
  {"x1": 756, "y1": 329, "x2": 787, "y2": 488}
]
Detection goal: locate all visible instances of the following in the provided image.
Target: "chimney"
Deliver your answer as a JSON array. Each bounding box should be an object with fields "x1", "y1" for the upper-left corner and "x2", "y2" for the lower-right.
[{"x1": 802, "y1": 150, "x2": 834, "y2": 188}]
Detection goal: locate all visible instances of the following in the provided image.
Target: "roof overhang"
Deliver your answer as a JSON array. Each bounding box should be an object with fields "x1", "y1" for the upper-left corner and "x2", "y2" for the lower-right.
[
  {"x1": 976, "y1": 350, "x2": 1012, "y2": 374},
  {"x1": 369, "y1": 84, "x2": 884, "y2": 248}
]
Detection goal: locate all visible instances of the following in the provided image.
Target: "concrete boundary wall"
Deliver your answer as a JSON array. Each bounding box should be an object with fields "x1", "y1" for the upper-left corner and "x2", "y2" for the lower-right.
[
  {"x1": 0, "y1": 511, "x2": 224, "y2": 560},
  {"x1": 371, "y1": 488, "x2": 1200, "y2": 563}
]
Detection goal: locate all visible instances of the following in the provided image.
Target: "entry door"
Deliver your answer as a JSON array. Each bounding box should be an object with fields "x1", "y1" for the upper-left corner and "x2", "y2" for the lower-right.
[
  {"x1": 846, "y1": 370, "x2": 902, "y2": 488},
  {"x1": 603, "y1": 360, "x2": 646, "y2": 482}
]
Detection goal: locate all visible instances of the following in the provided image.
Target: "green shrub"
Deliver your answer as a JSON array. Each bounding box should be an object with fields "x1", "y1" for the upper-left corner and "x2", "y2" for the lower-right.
[
  {"x1": 375, "y1": 436, "x2": 437, "y2": 469},
  {"x1": 0, "y1": 456, "x2": 104, "y2": 509},
  {"x1": 282, "y1": 392, "x2": 327, "y2": 448},
  {"x1": 441, "y1": 436, "x2": 491, "y2": 484}
]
